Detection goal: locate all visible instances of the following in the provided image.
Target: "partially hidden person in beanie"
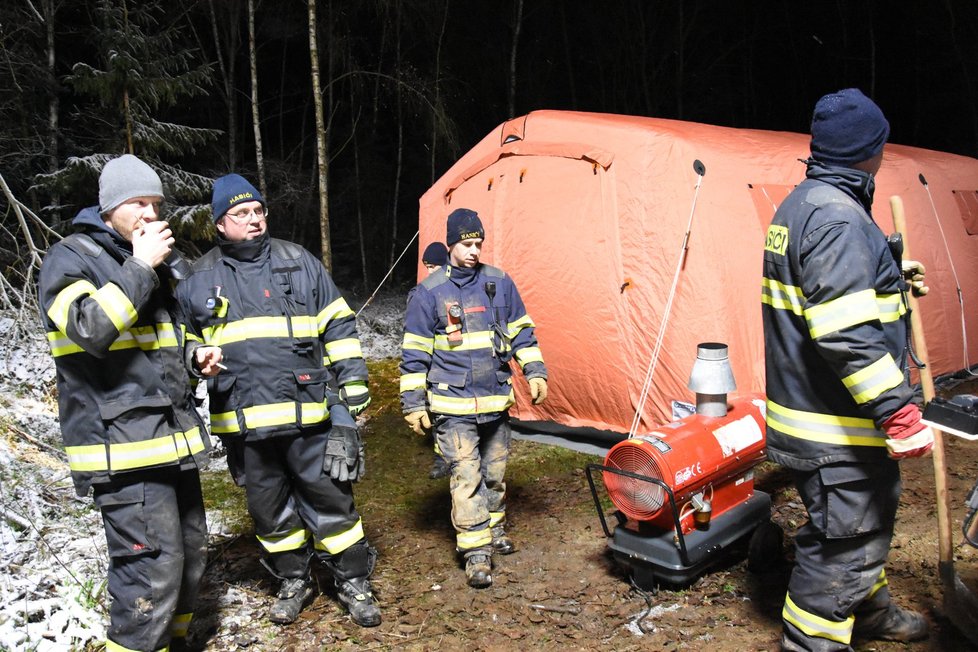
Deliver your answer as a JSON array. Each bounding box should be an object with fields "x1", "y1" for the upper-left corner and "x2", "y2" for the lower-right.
[
  {"x1": 37, "y1": 154, "x2": 224, "y2": 652},
  {"x1": 399, "y1": 208, "x2": 548, "y2": 588},
  {"x1": 175, "y1": 173, "x2": 381, "y2": 627},
  {"x1": 421, "y1": 241, "x2": 449, "y2": 273},
  {"x1": 761, "y1": 88, "x2": 934, "y2": 651}
]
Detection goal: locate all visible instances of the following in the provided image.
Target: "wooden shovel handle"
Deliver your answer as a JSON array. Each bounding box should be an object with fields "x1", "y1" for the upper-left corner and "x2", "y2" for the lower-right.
[{"x1": 890, "y1": 195, "x2": 953, "y2": 563}]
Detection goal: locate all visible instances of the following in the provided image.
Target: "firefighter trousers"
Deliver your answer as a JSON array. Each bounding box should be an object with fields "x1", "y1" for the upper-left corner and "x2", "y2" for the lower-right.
[
  {"x1": 93, "y1": 467, "x2": 207, "y2": 652},
  {"x1": 781, "y1": 460, "x2": 901, "y2": 651},
  {"x1": 433, "y1": 415, "x2": 511, "y2": 554},
  {"x1": 242, "y1": 428, "x2": 365, "y2": 579}
]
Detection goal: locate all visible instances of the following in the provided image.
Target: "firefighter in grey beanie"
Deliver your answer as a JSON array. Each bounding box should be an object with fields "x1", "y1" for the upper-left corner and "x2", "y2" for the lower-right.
[
  {"x1": 98, "y1": 154, "x2": 165, "y2": 214},
  {"x1": 37, "y1": 153, "x2": 223, "y2": 651}
]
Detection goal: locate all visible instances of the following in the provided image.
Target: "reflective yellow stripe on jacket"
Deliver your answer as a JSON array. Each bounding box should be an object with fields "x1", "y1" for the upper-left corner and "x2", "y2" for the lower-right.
[
  {"x1": 48, "y1": 279, "x2": 138, "y2": 334},
  {"x1": 428, "y1": 391, "x2": 515, "y2": 416},
  {"x1": 841, "y1": 353, "x2": 904, "y2": 405},
  {"x1": 65, "y1": 428, "x2": 205, "y2": 472},
  {"x1": 210, "y1": 400, "x2": 329, "y2": 434},
  {"x1": 200, "y1": 315, "x2": 320, "y2": 345},
  {"x1": 46, "y1": 323, "x2": 179, "y2": 358},
  {"x1": 761, "y1": 279, "x2": 906, "y2": 338},
  {"x1": 765, "y1": 400, "x2": 885, "y2": 448}
]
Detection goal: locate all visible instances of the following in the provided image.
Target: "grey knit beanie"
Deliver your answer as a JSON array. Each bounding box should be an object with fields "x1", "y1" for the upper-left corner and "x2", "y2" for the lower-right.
[{"x1": 98, "y1": 155, "x2": 164, "y2": 213}]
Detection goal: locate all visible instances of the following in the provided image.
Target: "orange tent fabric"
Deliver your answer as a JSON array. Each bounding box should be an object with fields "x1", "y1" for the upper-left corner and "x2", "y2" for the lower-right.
[{"x1": 417, "y1": 110, "x2": 978, "y2": 435}]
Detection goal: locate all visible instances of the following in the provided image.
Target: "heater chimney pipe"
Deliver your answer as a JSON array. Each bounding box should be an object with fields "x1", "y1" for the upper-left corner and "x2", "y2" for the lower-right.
[{"x1": 687, "y1": 342, "x2": 736, "y2": 417}]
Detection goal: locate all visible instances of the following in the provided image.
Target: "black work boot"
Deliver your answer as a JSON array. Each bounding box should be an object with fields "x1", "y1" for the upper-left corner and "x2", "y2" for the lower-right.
[
  {"x1": 336, "y1": 576, "x2": 382, "y2": 627},
  {"x1": 490, "y1": 525, "x2": 515, "y2": 555},
  {"x1": 429, "y1": 454, "x2": 450, "y2": 480},
  {"x1": 268, "y1": 576, "x2": 315, "y2": 624},
  {"x1": 464, "y1": 552, "x2": 492, "y2": 588},
  {"x1": 853, "y1": 604, "x2": 929, "y2": 642}
]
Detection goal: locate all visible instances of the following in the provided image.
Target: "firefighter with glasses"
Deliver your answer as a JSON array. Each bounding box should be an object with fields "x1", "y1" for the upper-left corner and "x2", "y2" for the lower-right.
[
  {"x1": 176, "y1": 173, "x2": 380, "y2": 626},
  {"x1": 400, "y1": 208, "x2": 548, "y2": 588},
  {"x1": 38, "y1": 155, "x2": 222, "y2": 652},
  {"x1": 761, "y1": 89, "x2": 933, "y2": 651}
]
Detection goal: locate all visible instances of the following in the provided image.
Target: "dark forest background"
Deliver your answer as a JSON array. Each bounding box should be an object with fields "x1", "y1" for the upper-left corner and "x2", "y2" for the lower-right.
[{"x1": 2, "y1": 0, "x2": 978, "y2": 297}]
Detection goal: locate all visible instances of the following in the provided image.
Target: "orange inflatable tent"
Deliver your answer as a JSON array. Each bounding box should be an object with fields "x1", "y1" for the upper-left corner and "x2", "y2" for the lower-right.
[{"x1": 417, "y1": 110, "x2": 978, "y2": 438}]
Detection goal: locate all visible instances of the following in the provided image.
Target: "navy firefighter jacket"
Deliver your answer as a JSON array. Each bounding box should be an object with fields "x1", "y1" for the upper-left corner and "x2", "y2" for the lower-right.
[
  {"x1": 761, "y1": 160, "x2": 914, "y2": 470},
  {"x1": 400, "y1": 263, "x2": 547, "y2": 423},
  {"x1": 177, "y1": 232, "x2": 367, "y2": 440},
  {"x1": 38, "y1": 207, "x2": 208, "y2": 496}
]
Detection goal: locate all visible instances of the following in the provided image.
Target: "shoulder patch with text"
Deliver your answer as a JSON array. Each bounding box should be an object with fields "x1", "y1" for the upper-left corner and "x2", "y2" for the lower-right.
[{"x1": 765, "y1": 224, "x2": 789, "y2": 255}]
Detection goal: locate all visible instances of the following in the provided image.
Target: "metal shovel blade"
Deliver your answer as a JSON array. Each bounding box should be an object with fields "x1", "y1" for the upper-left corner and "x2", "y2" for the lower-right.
[{"x1": 939, "y1": 560, "x2": 978, "y2": 646}]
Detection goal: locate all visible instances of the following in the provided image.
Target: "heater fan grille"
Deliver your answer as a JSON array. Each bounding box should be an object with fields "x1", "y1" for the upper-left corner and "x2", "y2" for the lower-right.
[{"x1": 603, "y1": 441, "x2": 667, "y2": 521}]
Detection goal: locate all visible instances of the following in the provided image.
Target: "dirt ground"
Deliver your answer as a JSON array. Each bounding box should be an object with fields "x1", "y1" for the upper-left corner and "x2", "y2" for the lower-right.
[{"x1": 184, "y1": 363, "x2": 978, "y2": 652}]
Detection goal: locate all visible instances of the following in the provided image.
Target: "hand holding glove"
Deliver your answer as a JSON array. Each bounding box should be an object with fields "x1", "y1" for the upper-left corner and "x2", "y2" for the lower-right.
[
  {"x1": 339, "y1": 381, "x2": 371, "y2": 416},
  {"x1": 882, "y1": 403, "x2": 935, "y2": 459},
  {"x1": 323, "y1": 421, "x2": 365, "y2": 482},
  {"x1": 901, "y1": 259, "x2": 929, "y2": 297},
  {"x1": 404, "y1": 410, "x2": 431, "y2": 436},
  {"x1": 528, "y1": 377, "x2": 549, "y2": 405}
]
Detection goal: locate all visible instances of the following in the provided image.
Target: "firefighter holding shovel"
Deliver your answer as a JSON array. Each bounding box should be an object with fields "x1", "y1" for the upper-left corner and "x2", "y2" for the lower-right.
[{"x1": 761, "y1": 88, "x2": 933, "y2": 651}]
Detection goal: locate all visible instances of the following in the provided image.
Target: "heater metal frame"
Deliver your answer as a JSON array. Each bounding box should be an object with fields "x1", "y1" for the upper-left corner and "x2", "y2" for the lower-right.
[{"x1": 585, "y1": 462, "x2": 776, "y2": 587}]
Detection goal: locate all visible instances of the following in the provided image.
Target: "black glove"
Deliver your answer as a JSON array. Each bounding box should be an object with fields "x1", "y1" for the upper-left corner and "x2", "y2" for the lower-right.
[
  {"x1": 324, "y1": 421, "x2": 365, "y2": 482},
  {"x1": 339, "y1": 382, "x2": 371, "y2": 416}
]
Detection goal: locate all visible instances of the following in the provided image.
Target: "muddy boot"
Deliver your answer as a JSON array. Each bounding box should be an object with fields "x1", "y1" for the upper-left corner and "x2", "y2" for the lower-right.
[
  {"x1": 464, "y1": 552, "x2": 493, "y2": 588},
  {"x1": 490, "y1": 525, "x2": 515, "y2": 555},
  {"x1": 327, "y1": 540, "x2": 381, "y2": 626},
  {"x1": 429, "y1": 453, "x2": 451, "y2": 480},
  {"x1": 853, "y1": 604, "x2": 928, "y2": 642},
  {"x1": 268, "y1": 576, "x2": 315, "y2": 624},
  {"x1": 336, "y1": 576, "x2": 382, "y2": 627}
]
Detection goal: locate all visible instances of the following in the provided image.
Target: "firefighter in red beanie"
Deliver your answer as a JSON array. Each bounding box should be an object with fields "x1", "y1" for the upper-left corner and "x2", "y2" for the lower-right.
[
  {"x1": 400, "y1": 208, "x2": 548, "y2": 587},
  {"x1": 762, "y1": 88, "x2": 932, "y2": 651}
]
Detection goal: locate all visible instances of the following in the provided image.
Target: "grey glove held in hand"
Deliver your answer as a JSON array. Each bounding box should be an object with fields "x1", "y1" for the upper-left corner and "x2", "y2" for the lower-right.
[{"x1": 324, "y1": 414, "x2": 365, "y2": 482}]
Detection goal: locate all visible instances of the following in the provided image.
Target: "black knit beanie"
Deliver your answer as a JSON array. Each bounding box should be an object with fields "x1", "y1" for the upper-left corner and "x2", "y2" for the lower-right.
[{"x1": 810, "y1": 88, "x2": 890, "y2": 167}]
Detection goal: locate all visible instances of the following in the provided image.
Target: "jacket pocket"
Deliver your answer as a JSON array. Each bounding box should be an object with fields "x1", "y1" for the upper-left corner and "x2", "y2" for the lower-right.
[
  {"x1": 98, "y1": 395, "x2": 175, "y2": 445},
  {"x1": 294, "y1": 367, "x2": 331, "y2": 404},
  {"x1": 427, "y1": 368, "x2": 467, "y2": 390},
  {"x1": 93, "y1": 482, "x2": 157, "y2": 558},
  {"x1": 208, "y1": 372, "x2": 240, "y2": 413}
]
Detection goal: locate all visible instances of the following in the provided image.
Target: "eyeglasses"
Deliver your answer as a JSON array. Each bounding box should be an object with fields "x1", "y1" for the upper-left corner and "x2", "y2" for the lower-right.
[{"x1": 224, "y1": 206, "x2": 267, "y2": 224}]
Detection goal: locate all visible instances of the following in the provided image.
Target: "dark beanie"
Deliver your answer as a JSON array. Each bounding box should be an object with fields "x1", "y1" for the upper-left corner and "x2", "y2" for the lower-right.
[
  {"x1": 810, "y1": 88, "x2": 890, "y2": 167},
  {"x1": 446, "y1": 208, "x2": 485, "y2": 246},
  {"x1": 422, "y1": 241, "x2": 449, "y2": 266},
  {"x1": 211, "y1": 173, "x2": 265, "y2": 222},
  {"x1": 99, "y1": 155, "x2": 163, "y2": 213}
]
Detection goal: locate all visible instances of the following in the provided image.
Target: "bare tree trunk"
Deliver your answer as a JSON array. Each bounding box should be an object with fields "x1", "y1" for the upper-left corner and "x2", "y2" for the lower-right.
[
  {"x1": 677, "y1": 0, "x2": 684, "y2": 119},
  {"x1": 43, "y1": 0, "x2": 59, "y2": 215},
  {"x1": 507, "y1": 0, "x2": 524, "y2": 119},
  {"x1": 431, "y1": 0, "x2": 450, "y2": 183},
  {"x1": 351, "y1": 83, "x2": 367, "y2": 288},
  {"x1": 388, "y1": 0, "x2": 404, "y2": 268},
  {"x1": 308, "y1": 0, "x2": 331, "y2": 270},
  {"x1": 248, "y1": 0, "x2": 267, "y2": 195},
  {"x1": 122, "y1": 0, "x2": 134, "y2": 153},
  {"x1": 208, "y1": 0, "x2": 238, "y2": 168}
]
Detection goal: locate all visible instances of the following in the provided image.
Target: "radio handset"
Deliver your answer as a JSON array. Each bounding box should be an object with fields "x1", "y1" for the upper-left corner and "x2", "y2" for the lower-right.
[{"x1": 165, "y1": 251, "x2": 193, "y2": 280}]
